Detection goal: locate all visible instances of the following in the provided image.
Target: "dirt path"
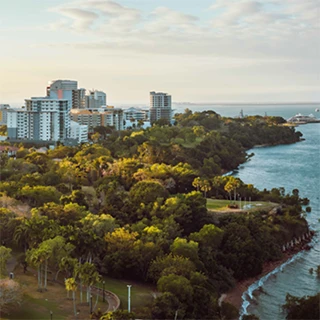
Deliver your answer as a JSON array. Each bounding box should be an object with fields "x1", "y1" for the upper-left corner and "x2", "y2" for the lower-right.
[{"x1": 6, "y1": 255, "x2": 18, "y2": 274}]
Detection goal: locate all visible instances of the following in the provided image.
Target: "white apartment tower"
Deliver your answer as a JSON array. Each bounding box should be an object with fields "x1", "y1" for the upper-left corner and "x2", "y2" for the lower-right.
[
  {"x1": 149, "y1": 91, "x2": 172, "y2": 124},
  {"x1": 7, "y1": 98, "x2": 71, "y2": 142}
]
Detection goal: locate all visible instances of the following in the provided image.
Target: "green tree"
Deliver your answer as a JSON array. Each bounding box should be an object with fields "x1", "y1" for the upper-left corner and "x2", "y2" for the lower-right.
[
  {"x1": 102, "y1": 310, "x2": 136, "y2": 320},
  {"x1": 170, "y1": 238, "x2": 200, "y2": 265},
  {"x1": 148, "y1": 254, "x2": 196, "y2": 282},
  {"x1": 151, "y1": 292, "x2": 182, "y2": 320},
  {"x1": 129, "y1": 180, "x2": 169, "y2": 206},
  {"x1": 283, "y1": 293, "x2": 320, "y2": 320},
  {"x1": 190, "y1": 224, "x2": 224, "y2": 249},
  {"x1": 18, "y1": 185, "x2": 61, "y2": 207},
  {"x1": 157, "y1": 274, "x2": 193, "y2": 305}
]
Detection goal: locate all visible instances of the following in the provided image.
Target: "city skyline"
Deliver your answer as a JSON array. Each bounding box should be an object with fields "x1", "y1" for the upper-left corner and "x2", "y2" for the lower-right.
[{"x1": 1, "y1": 0, "x2": 319, "y2": 107}]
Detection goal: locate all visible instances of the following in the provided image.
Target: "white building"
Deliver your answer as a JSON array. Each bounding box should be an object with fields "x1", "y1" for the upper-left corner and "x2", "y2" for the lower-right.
[
  {"x1": 149, "y1": 91, "x2": 172, "y2": 124},
  {"x1": 7, "y1": 98, "x2": 71, "y2": 142},
  {"x1": 70, "y1": 121, "x2": 88, "y2": 143},
  {"x1": 123, "y1": 107, "x2": 149, "y2": 121}
]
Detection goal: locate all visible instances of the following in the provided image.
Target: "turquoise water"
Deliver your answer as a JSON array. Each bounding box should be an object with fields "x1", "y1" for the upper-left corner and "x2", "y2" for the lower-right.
[
  {"x1": 176, "y1": 103, "x2": 320, "y2": 319},
  {"x1": 234, "y1": 123, "x2": 320, "y2": 320}
]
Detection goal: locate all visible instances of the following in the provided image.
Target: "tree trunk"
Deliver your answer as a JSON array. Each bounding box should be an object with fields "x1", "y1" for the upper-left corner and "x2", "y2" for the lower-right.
[
  {"x1": 41, "y1": 264, "x2": 44, "y2": 291},
  {"x1": 44, "y1": 259, "x2": 48, "y2": 290},
  {"x1": 86, "y1": 287, "x2": 89, "y2": 303},
  {"x1": 37, "y1": 266, "x2": 41, "y2": 290},
  {"x1": 54, "y1": 269, "x2": 60, "y2": 282},
  {"x1": 80, "y1": 281, "x2": 83, "y2": 303},
  {"x1": 73, "y1": 291, "x2": 77, "y2": 316},
  {"x1": 93, "y1": 291, "x2": 99, "y2": 312}
]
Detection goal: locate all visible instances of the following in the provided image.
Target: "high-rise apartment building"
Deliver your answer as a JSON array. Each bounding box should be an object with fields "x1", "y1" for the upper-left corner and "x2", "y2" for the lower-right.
[
  {"x1": 85, "y1": 90, "x2": 107, "y2": 109},
  {"x1": 47, "y1": 80, "x2": 85, "y2": 109},
  {"x1": 7, "y1": 98, "x2": 71, "y2": 142},
  {"x1": 149, "y1": 91, "x2": 172, "y2": 124},
  {"x1": 73, "y1": 88, "x2": 86, "y2": 109}
]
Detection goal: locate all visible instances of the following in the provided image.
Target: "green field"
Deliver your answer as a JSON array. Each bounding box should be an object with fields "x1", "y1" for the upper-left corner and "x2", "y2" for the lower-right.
[
  {"x1": 206, "y1": 198, "x2": 278, "y2": 212},
  {"x1": 96, "y1": 276, "x2": 156, "y2": 310},
  {"x1": 4, "y1": 257, "x2": 155, "y2": 319}
]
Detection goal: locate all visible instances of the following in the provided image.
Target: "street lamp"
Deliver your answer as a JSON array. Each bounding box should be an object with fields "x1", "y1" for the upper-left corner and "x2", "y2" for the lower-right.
[
  {"x1": 50, "y1": 311, "x2": 53, "y2": 320},
  {"x1": 90, "y1": 294, "x2": 93, "y2": 314},
  {"x1": 102, "y1": 281, "x2": 105, "y2": 302},
  {"x1": 127, "y1": 285, "x2": 132, "y2": 313}
]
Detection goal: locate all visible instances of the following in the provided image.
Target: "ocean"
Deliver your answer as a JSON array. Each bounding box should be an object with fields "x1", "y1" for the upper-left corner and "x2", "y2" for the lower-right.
[{"x1": 174, "y1": 103, "x2": 320, "y2": 320}]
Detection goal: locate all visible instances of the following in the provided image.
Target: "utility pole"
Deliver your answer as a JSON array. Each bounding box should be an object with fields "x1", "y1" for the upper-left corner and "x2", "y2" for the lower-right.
[{"x1": 127, "y1": 285, "x2": 132, "y2": 312}]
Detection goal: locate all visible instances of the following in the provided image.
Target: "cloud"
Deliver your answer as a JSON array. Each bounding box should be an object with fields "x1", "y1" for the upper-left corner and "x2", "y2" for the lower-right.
[
  {"x1": 44, "y1": 0, "x2": 318, "y2": 63},
  {"x1": 48, "y1": 0, "x2": 142, "y2": 33},
  {"x1": 209, "y1": 0, "x2": 318, "y2": 35},
  {"x1": 56, "y1": 8, "x2": 98, "y2": 30}
]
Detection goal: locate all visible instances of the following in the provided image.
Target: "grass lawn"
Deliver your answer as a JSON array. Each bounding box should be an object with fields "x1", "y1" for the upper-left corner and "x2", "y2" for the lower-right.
[
  {"x1": 96, "y1": 276, "x2": 156, "y2": 311},
  {"x1": 3, "y1": 265, "x2": 109, "y2": 320},
  {"x1": 206, "y1": 198, "x2": 278, "y2": 213},
  {"x1": 3, "y1": 257, "x2": 156, "y2": 319}
]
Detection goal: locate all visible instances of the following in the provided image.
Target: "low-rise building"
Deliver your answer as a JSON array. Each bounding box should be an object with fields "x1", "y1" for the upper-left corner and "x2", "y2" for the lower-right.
[
  {"x1": 70, "y1": 106, "x2": 123, "y2": 132},
  {"x1": 0, "y1": 145, "x2": 19, "y2": 156},
  {"x1": 70, "y1": 121, "x2": 88, "y2": 144}
]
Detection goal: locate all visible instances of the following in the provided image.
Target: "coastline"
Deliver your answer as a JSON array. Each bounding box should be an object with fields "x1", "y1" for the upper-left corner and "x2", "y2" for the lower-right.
[{"x1": 223, "y1": 237, "x2": 314, "y2": 311}]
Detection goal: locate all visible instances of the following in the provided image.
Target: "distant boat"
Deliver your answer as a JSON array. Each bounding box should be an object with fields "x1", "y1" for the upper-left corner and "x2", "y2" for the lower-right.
[
  {"x1": 287, "y1": 113, "x2": 320, "y2": 124},
  {"x1": 315, "y1": 108, "x2": 319, "y2": 112}
]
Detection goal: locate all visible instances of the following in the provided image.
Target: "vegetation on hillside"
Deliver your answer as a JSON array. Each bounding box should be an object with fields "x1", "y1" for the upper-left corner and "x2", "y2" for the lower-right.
[{"x1": 0, "y1": 110, "x2": 309, "y2": 319}]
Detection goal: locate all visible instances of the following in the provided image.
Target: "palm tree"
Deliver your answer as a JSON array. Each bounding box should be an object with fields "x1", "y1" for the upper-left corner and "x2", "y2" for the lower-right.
[
  {"x1": 224, "y1": 182, "x2": 233, "y2": 202},
  {"x1": 65, "y1": 277, "x2": 77, "y2": 316},
  {"x1": 200, "y1": 180, "x2": 211, "y2": 198},
  {"x1": 192, "y1": 177, "x2": 201, "y2": 192}
]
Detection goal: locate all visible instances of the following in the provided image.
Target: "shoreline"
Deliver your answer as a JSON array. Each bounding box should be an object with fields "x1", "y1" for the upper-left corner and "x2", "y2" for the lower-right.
[{"x1": 223, "y1": 236, "x2": 314, "y2": 311}]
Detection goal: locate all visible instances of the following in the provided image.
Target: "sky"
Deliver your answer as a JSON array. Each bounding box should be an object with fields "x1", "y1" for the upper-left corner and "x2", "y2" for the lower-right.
[{"x1": 0, "y1": 0, "x2": 319, "y2": 106}]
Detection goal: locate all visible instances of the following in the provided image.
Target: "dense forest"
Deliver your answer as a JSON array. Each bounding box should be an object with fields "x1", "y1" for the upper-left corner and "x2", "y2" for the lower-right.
[{"x1": 0, "y1": 110, "x2": 310, "y2": 319}]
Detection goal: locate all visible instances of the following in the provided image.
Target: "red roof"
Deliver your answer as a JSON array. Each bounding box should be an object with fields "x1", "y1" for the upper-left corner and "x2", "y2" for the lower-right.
[{"x1": 0, "y1": 145, "x2": 19, "y2": 151}]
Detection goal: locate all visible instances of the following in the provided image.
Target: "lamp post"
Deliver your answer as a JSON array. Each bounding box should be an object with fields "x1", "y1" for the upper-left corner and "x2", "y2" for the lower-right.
[
  {"x1": 102, "y1": 281, "x2": 105, "y2": 302},
  {"x1": 90, "y1": 294, "x2": 93, "y2": 314},
  {"x1": 127, "y1": 285, "x2": 132, "y2": 313},
  {"x1": 50, "y1": 311, "x2": 53, "y2": 320}
]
